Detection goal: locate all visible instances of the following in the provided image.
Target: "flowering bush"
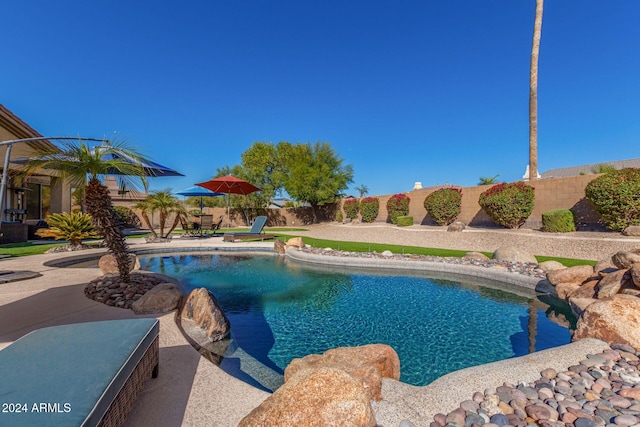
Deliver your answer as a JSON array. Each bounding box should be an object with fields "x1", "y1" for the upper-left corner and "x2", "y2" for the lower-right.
[
  {"x1": 423, "y1": 188, "x2": 462, "y2": 225},
  {"x1": 478, "y1": 182, "x2": 535, "y2": 229},
  {"x1": 343, "y1": 198, "x2": 359, "y2": 220},
  {"x1": 360, "y1": 197, "x2": 380, "y2": 223},
  {"x1": 386, "y1": 193, "x2": 410, "y2": 224},
  {"x1": 585, "y1": 168, "x2": 640, "y2": 231}
]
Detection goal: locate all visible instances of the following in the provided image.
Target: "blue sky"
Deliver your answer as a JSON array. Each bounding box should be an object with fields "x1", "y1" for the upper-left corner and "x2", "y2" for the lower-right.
[{"x1": 2, "y1": 1, "x2": 639, "y2": 197}]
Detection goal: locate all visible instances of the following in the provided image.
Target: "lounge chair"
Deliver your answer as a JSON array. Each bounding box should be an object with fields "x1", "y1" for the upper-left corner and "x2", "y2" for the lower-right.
[
  {"x1": 179, "y1": 215, "x2": 197, "y2": 236},
  {"x1": 199, "y1": 214, "x2": 215, "y2": 236},
  {"x1": 211, "y1": 215, "x2": 223, "y2": 234},
  {"x1": 0, "y1": 319, "x2": 159, "y2": 427},
  {"x1": 223, "y1": 215, "x2": 274, "y2": 242}
]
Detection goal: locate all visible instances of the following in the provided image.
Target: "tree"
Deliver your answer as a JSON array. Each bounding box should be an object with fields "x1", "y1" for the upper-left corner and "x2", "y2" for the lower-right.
[
  {"x1": 283, "y1": 142, "x2": 354, "y2": 223},
  {"x1": 135, "y1": 190, "x2": 186, "y2": 238},
  {"x1": 22, "y1": 139, "x2": 150, "y2": 282},
  {"x1": 529, "y1": 0, "x2": 544, "y2": 182},
  {"x1": 478, "y1": 175, "x2": 500, "y2": 185},
  {"x1": 355, "y1": 184, "x2": 369, "y2": 198}
]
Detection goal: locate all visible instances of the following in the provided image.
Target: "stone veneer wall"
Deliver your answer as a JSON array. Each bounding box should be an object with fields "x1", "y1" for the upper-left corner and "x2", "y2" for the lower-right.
[{"x1": 360, "y1": 174, "x2": 603, "y2": 230}]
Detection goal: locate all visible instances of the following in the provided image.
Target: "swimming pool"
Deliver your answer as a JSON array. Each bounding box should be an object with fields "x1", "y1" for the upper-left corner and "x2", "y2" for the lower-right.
[{"x1": 139, "y1": 252, "x2": 575, "y2": 391}]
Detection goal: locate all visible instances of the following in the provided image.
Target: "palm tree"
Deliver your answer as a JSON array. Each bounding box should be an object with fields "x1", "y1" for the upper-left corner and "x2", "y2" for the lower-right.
[
  {"x1": 134, "y1": 190, "x2": 186, "y2": 239},
  {"x1": 22, "y1": 139, "x2": 149, "y2": 282},
  {"x1": 355, "y1": 184, "x2": 369, "y2": 199},
  {"x1": 478, "y1": 175, "x2": 500, "y2": 185},
  {"x1": 529, "y1": 0, "x2": 544, "y2": 182}
]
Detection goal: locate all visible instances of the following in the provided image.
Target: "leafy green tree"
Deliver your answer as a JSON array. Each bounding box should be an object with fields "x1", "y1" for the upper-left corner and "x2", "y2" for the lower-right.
[
  {"x1": 36, "y1": 212, "x2": 100, "y2": 247},
  {"x1": 355, "y1": 184, "x2": 369, "y2": 198},
  {"x1": 283, "y1": 142, "x2": 354, "y2": 223},
  {"x1": 134, "y1": 190, "x2": 186, "y2": 238},
  {"x1": 22, "y1": 139, "x2": 149, "y2": 282}
]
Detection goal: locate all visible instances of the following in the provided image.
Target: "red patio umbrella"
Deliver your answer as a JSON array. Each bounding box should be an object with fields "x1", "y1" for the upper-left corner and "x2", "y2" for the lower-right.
[{"x1": 195, "y1": 175, "x2": 261, "y2": 227}]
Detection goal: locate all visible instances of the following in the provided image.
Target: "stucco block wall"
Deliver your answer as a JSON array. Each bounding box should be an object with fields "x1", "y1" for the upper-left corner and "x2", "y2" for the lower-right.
[{"x1": 346, "y1": 175, "x2": 602, "y2": 230}]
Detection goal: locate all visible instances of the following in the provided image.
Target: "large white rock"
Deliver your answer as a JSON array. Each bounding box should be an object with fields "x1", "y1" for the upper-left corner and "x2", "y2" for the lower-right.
[{"x1": 492, "y1": 246, "x2": 537, "y2": 264}]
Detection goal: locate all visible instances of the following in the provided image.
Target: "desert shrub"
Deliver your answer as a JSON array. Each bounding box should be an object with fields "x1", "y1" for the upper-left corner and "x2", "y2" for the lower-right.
[
  {"x1": 478, "y1": 182, "x2": 535, "y2": 229},
  {"x1": 396, "y1": 215, "x2": 413, "y2": 227},
  {"x1": 542, "y1": 209, "x2": 576, "y2": 233},
  {"x1": 113, "y1": 206, "x2": 141, "y2": 228},
  {"x1": 343, "y1": 198, "x2": 359, "y2": 220},
  {"x1": 360, "y1": 197, "x2": 380, "y2": 223},
  {"x1": 585, "y1": 168, "x2": 640, "y2": 231},
  {"x1": 386, "y1": 193, "x2": 410, "y2": 224},
  {"x1": 335, "y1": 210, "x2": 344, "y2": 222},
  {"x1": 36, "y1": 212, "x2": 100, "y2": 246},
  {"x1": 423, "y1": 187, "x2": 462, "y2": 225}
]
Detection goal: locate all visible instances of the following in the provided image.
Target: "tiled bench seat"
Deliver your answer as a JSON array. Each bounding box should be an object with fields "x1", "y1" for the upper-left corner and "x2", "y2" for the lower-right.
[{"x1": 0, "y1": 319, "x2": 159, "y2": 427}]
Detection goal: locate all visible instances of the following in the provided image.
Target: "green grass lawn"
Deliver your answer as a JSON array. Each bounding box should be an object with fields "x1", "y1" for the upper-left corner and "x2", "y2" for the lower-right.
[{"x1": 0, "y1": 231, "x2": 595, "y2": 267}]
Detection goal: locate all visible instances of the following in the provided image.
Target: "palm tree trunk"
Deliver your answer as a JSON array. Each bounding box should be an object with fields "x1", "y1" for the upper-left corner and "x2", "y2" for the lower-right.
[
  {"x1": 85, "y1": 178, "x2": 131, "y2": 282},
  {"x1": 529, "y1": 0, "x2": 544, "y2": 182}
]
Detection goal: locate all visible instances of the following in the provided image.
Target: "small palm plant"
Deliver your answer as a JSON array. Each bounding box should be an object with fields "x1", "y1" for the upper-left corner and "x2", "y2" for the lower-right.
[
  {"x1": 36, "y1": 212, "x2": 100, "y2": 248},
  {"x1": 134, "y1": 190, "x2": 186, "y2": 239}
]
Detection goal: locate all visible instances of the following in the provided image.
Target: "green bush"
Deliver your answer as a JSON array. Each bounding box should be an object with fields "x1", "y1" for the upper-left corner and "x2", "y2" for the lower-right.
[
  {"x1": 585, "y1": 168, "x2": 640, "y2": 231},
  {"x1": 343, "y1": 198, "x2": 359, "y2": 220},
  {"x1": 423, "y1": 187, "x2": 462, "y2": 225},
  {"x1": 335, "y1": 210, "x2": 343, "y2": 222},
  {"x1": 396, "y1": 216, "x2": 414, "y2": 227},
  {"x1": 478, "y1": 182, "x2": 535, "y2": 229},
  {"x1": 360, "y1": 197, "x2": 379, "y2": 223},
  {"x1": 386, "y1": 193, "x2": 410, "y2": 224},
  {"x1": 36, "y1": 212, "x2": 100, "y2": 246},
  {"x1": 113, "y1": 206, "x2": 141, "y2": 228},
  {"x1": 542, "y1": 209, "x2": 576, "y2": 232}
]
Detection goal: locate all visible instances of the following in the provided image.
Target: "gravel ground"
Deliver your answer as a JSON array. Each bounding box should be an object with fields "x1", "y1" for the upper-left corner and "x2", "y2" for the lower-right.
[{"x1": 292, "y1": 223, "x2": 640, "y2": 261}]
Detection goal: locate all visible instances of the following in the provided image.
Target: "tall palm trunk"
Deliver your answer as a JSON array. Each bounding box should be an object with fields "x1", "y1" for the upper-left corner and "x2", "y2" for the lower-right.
[
  {"x1": 85, "y1": 178, "x2": 131, "y2": 282},
  {"x1": 529, "y1": 0, "x2": 544, "y2": 182}
]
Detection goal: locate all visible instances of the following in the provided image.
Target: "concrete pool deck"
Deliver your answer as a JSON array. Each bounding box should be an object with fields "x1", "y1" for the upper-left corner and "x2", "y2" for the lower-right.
[{"x1": 0, "y1": 226, "x2": 636, "y2": 426}]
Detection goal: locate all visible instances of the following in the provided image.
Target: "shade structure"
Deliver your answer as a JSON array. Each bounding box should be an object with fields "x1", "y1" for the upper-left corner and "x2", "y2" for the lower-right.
[
  {"x1": 176, "y1": 186, "x2": 224, "y2": 216},
  {"x1": 195, "y1": 175, "x2": 261, "y2": 227}
]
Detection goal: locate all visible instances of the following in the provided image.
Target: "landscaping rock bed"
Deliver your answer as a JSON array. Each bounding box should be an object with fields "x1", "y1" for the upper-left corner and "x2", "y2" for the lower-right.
[{"x1": 84, "y1": 272, "x2": 166, "y2": 309}]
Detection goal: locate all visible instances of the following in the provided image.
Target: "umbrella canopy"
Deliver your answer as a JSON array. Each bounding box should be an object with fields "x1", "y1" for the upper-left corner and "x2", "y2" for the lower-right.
[
  {"x1": 195, "y1": 175, "x2": 261, "y2": 194},
  {"x1": 176, "y1": 186, "x2": 225, "y2": 216},
  {"x1": 195, "y1": 175, "x2": 261, "y2": 226},
  {"x1": 100, "y1": 152, "x2": 184, "y2": 177}
]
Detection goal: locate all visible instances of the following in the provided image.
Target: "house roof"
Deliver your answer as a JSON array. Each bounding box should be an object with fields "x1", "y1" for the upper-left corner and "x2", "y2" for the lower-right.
[
  {"x1": 541, "y1": 158, "x2": 640, "y2": 179},
  {"x1": 0, "y1": 104, "x2": 58, "y2": 152}
]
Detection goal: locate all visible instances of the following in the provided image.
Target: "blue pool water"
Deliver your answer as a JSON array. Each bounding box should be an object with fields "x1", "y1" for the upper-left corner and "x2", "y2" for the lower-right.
[{"x1": 140, "y1": 253, "x2": 575, "y2": 389}]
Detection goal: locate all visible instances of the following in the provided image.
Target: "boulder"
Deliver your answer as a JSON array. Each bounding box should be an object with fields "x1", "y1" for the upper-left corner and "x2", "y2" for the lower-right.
[
  {"x1": 238, "y1": 367, "x2": 376, "y2": 427},
  {"x1": 463, "y1": 252, "x2": 490, "y2": 262},
  {"x1": 632, "y1": 264, "x2": 640, "y2": 287},
  {"x1": 612, "y1": 251, "x2": 640, "y2": 269},
  {"x1": 547, "y1": 265, "x2": 594, "y2": 287},
  {"x1": 284, "y1": 344, "x2": 400, "y2": 402},
  {"x1": 597, "y1": 269, "x2": 632, "y2": 299},
  {"x1": 569, "y1": 280, "x2": 599, "y2": 299},
  {"x1": 538, "y1": 260, "x2": 566, "y2": 273},
  {"x1": 131, "y1": 283, "x2": 182, "y2": 314},
  {"x1": 286, "y1": 237, "x2": 305, "y2": 249},
  {"x1": 623, "y1": 226, "x2": 640, "y2": 236},
  {"x1": 492, "y1": 246, "x2": 537, "y2": 264},
  {"x1": 556, "y1": 282, "x2": 582, "y2": 300},
  {"x1": 274, "y1": 239, "x2": 286, "y2": 255},
  {"x1": 98, "y1": 253, "x2": 140, "y2": 275},
  {"x1": 573, "y1": 294, "x2": 640, "y2": 350},
  {"x1": 180, "y1": 288, "x2": 230, "y2": 341},
  {"x1": 447, "y1": 221, "x2": 466, "y2": 232},
  {"x1": 568, "y1": 297, "x2": 597, "y2": 317},
  {"x1": 594, "y1": 258, "x2": 618, "y2": 276}
]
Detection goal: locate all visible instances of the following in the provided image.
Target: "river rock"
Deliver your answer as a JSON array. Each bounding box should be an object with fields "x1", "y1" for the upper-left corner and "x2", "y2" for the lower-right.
[
  {"x1": 623, "y1": 226, "x2": 640, "y2": 237},
  {"x1": 463, "y1": 252, "x2": 490, "y2": 262},
  {"x1": 180, "y1": 288, "x2": 230, "y2": 341},
  {"x1": 573, "y1": 294, "x2": 640, "y2": 350},
  {"x1": 98, "y1": 253, "x2": 140, "y2": 275},
  {"x1": 569, "y1": 280, "x2": 599, "y2": 299},
  {"x1": 556, "y1": 282, "x2": 582, "y2": 299},
  {"x1": 447, "y1": 221, "x2": 466, "y2": 232},
  {"x1": 630, "y1": 264, "x2": 640, "y2": 287},
  {"x1": 492, "y1": 246, "x2": 537, "y2": 264},
  {"x1": 612, "y1": 251, "x2": 640, "y2": 269},
  {"x1": 131, "y1": 283, "x2": 182, "y2": 314},
  {"x1": 238, "y1": 367, "x2": 376, "y2": 427},
  {"x1": 595, "y1": 258, "x2": 618, "y2": 276},
  {"x1": 547, "y1": 265, "x2": 594, "y2": 286},
  {"x1": 538, "y1": 260, "x2": 566, "y2": 273},
  {"x1": 597, "y1": 269, "x2": 632, "y2": 298}
]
